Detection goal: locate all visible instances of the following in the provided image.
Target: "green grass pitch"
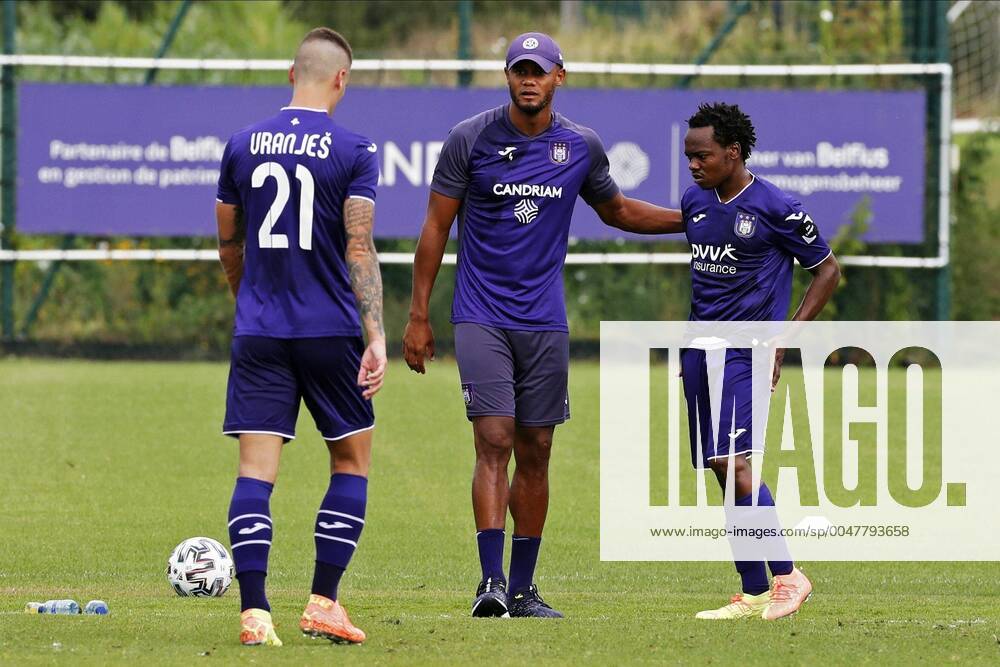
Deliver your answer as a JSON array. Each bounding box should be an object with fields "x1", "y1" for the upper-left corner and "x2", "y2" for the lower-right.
[{"x1": 0, "y1": 358, "x2": 997, "y2": 665}]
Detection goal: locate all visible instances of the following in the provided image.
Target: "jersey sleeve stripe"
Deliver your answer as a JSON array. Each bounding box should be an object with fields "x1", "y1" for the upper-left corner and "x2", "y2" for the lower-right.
[
  {"x1": 347, "y1": 195, "x2": 375, "y2": 205},
  {"x1": 801, "y1": 249, "x2": 834, "y2": 271}
]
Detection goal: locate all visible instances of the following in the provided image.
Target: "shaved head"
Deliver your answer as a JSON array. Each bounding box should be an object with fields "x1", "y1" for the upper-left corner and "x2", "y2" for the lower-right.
[{"x1": 293, "y1": 27, "x2": 353, "y2": 86}]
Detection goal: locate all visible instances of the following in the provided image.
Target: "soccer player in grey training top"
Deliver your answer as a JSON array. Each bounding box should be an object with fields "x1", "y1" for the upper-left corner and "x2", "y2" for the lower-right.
[{"x1": 403, "y1": 32, "x2": 684, "y2": 618}]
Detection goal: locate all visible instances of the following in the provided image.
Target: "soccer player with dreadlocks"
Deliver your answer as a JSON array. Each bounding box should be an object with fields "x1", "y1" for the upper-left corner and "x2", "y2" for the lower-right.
[{"x1": 681, "y1": 102, "x2": 841, "y2": 620}]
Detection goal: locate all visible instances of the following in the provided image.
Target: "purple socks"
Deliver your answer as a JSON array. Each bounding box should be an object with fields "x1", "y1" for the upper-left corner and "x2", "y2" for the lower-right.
[
  {"x1": 228, "y1": 476, "x2": 274, "y2": 611},
  {"x1": 312, "y1": 473, "x2": 368, "y2": 600}
]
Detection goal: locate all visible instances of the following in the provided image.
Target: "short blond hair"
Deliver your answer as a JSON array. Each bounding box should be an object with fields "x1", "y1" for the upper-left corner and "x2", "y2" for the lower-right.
[{"x1": 300, "y1": 27, "x2": 352, "y2": 64}]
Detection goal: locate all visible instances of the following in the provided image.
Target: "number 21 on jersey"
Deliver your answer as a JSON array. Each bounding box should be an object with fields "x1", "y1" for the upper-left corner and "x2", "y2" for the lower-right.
[{"x1": 251, "y1": 161, "x2": 315, "y2": 250}]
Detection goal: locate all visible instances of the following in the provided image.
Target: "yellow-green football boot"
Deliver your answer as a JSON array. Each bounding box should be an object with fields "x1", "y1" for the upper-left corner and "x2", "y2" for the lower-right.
[
  {"x1": 240, "y1": 608, "x2": 283, "y2": 646},
  {"x1": 695, "y1": 591, "x2": 770, "y2": 620}
]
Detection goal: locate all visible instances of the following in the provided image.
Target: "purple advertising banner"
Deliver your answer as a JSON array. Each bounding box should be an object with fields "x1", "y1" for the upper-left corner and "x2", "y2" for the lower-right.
[{"x1": 18, "y1": 83, "x2": 925, "y2": 241}]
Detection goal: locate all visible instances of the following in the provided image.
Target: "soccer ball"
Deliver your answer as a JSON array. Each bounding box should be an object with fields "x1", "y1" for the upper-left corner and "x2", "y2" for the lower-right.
[{"x1": 166, "y1": 537, "x2": 234, "y2": 597}]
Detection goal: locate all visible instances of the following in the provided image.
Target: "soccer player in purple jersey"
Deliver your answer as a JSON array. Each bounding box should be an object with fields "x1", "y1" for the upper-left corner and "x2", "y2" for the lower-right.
[
  {"x1": 215, "y1": 28, "x2": 385, "y2": 646},
  {"x1": 402, "y1": 32, "x2": 684, "y2": 618},
  {"x1": 681, "y1": 102, "x2": 841, "y2": 620}
]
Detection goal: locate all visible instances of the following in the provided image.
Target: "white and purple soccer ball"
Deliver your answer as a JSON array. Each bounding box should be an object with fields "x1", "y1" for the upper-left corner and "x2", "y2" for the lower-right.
[{"x1": 166, "y1": 537, "x2": 234, "y2": 597}]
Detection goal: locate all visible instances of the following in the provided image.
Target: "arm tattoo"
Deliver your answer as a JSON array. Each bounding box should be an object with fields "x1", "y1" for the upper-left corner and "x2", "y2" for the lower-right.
[
  {"x1": 343, "y1": 197, "x2": 384, "y2": 339},
  {"x1": 218, "y1": 206, "x2": 245, "y2": 297},
  {"x1": 218, "y1": 207, "x2": 246, "y2": 248}
]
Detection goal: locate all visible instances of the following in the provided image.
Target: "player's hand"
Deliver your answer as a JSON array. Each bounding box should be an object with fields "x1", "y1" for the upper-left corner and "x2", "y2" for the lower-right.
[
  {"x1": 771, "y1": 347, "x2": 785, "y2": 392},
  {"x1": 403, "y1": 318, "x2": 435, "y2": 374},
  {"x1": 358, "y1": 338, "x2": 387, "y2": 400}
]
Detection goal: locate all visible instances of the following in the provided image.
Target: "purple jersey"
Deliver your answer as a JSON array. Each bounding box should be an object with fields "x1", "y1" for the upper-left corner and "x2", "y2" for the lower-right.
[
  {"x1": 217, "y1": 106, "x2": 378, "y2": 338},
  {"x1": 431, "y1": 105, "x2": 619, "y2": 332},
  {"x1": 682, "y1": 175, "x2": 832, "y2": 321}
]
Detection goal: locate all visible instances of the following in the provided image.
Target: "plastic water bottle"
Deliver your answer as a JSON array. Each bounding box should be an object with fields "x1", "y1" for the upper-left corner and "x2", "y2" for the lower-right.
[
  {"x1": 83, "y1": 600, "x2": 109, "y2": 615},
  {"x1": 39, "y1": 599, "x2": 81, "y2": 614},
  {"x1": 24, "y1": 602, "x2": 43, "y2": 613}
]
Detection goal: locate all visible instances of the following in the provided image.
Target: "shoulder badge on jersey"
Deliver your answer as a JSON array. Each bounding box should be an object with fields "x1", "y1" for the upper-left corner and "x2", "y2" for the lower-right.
[
  {"x1": 798, "y1": 217, "x2": 818, "y2": 244},
  {"x1": 549, "y1": 141, "x2": 570, "y2": 165},
  {"x1": 734, "y1": 211, "x2": 757, "y2": 238},
  {"x1": 786, "y1": 211, "x2": 819, "y2": 243}
]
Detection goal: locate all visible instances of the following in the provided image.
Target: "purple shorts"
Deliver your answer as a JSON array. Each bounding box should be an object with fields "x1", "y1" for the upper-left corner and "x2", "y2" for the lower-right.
[
  {"x1": 223, "y1": 335, "x2": 374, "y2": 442},
  {"x1": 681, "y1": 347, "x2": 764, "y2": 468},
  {"x1": 454, "y1": 323, "x2": 570, "y2": 426}
]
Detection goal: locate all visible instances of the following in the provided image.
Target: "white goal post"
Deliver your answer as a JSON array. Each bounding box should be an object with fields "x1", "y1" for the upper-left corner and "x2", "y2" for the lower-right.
[{"x1": 0, "y1": 55, "x2": 952, "y2": 270}]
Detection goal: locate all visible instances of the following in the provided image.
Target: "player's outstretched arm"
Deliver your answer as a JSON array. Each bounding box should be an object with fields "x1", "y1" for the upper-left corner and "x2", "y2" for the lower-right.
[
  {"x1": 216, "y1": 202, "x2": 246, "y2": 297},
  {"x1": 344, "y1": 197, "x2": 387, "y2": 400},
  {"x1": 403, "y1": 191, "x2": 462, "y2": 374},
  {"x1": 592, "y1": 192, "x2": 685, "y2": 235}
]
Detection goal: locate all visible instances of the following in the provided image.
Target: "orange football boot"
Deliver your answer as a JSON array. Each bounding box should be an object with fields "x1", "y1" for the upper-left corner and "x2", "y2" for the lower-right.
[
  {"x1": 299, "y1": 593, "x2": 366, "y2": 644},
  {"x1": 762, "y1": 567, "x2": 813, "y2": 620}
]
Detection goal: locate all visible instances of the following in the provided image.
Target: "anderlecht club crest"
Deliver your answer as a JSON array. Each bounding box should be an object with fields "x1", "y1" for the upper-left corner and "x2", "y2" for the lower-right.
[
  {"x1": 734, "y1": 211, "x2": 757, "y2": 238},
  {"x1": 549, "y1": 141, "x2": 570, "y2": 164}
]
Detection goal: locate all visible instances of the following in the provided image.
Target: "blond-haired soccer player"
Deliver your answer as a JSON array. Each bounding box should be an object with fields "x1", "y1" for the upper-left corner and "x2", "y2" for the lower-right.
[{"x1": 216, "y1": 27, "x2": 385, "y2": 645}]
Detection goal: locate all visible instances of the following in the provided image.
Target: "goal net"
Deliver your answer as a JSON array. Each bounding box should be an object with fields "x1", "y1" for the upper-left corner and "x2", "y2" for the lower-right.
[{"x1": 949, "y1": 0, "x2": 999, "y2": 134}]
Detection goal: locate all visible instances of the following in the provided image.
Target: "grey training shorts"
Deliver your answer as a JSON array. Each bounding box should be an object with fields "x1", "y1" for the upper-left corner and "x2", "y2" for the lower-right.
[{"x1": 454, "y1": 322, "x2": 570, "y2": 426}]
